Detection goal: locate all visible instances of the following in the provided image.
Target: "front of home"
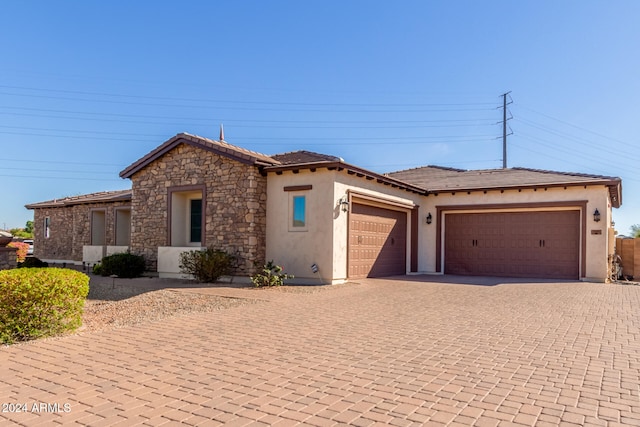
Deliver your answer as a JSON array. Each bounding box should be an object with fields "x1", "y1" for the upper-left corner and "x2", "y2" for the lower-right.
[{"x1": 26, "y1": 132, "x2": 622, "y2": 283}]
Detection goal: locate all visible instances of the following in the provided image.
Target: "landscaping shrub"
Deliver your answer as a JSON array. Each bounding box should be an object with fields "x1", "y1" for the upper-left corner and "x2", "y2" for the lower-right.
[
  {"x1": 251, "y1": 261, "x2": 294, "y2": 287},
  {"x1": 7, "y1": 242, "x2": 29, "y2": 263},
  {"x1": 17, "y1": 257, "x2": 48, "y2": 268},
  {"x1": 0, "y1": 268, "x2": 89, "y2": 344},
  {"x1": 92, "y1": 263, "x2": 103, "y2": 275},
  {"x1": 179, "y1": 247, "x2": 236, "y2": 282},
  {"x1": 95, "y1": 252, "x2": 146, "y2": 278}
]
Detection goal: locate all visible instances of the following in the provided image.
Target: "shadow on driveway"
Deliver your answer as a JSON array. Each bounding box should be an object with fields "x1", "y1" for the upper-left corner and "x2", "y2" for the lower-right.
[{"x1": 369, "y1": 274, "x2": 581, "y2": 286}]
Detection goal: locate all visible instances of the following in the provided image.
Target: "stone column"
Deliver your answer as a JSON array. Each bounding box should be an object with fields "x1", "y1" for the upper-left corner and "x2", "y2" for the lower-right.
[{"x1": 0, "y1": 247, "x2": 18, "y2": 270}]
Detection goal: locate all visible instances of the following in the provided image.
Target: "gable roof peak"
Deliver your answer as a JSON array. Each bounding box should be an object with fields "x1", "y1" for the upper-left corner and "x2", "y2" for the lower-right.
[{"x1": 120, "y1": 132, "x2": 279, "y2": 178}]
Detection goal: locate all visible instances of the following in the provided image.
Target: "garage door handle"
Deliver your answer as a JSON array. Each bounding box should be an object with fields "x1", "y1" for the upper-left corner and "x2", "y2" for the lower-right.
[{"x1": 539, "y1": 240, "x2": 546, "y2": 247}]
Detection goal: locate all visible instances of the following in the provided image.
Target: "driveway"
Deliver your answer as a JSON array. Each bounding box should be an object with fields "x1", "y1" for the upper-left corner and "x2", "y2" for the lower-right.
[{"x1": 1, "y1": 276, "x2": 639, "y2": 426}]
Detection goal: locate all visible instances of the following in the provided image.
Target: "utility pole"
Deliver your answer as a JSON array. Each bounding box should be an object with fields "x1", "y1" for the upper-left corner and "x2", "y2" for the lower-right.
[{"x1": 500, "y1": 92, "x2": 513, "y2": 169}]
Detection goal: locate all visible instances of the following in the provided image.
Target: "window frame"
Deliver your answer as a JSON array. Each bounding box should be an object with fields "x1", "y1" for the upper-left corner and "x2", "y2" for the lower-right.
[
  {"x1": 189, "y1": 198, "x2": 203, "y2": 244},
  {"x1": 44, "y1": 217, "x2": 51, "y2": 239},
  {"x1": 168, "y1": 185, "x2": 206, "y2": 247},
  {"x1": 288, "y1": 193, "x2": 309, "y2": 232}
]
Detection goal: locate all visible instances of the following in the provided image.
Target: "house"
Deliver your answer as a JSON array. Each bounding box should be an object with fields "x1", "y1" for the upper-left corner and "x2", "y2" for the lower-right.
[{"x1": 26, "y1": 132, "x2": 622, "y2": 283}]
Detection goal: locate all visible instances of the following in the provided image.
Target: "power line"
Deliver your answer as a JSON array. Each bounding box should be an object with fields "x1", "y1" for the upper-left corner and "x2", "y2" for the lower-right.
[
  {"x1": 515, "y1": 117, "x2": 640, "y2": 161},
  {"x1": 0, "y1": 91, "x2": 497, "y2": 113},
  {"x1": 0, "y1": 158, "x2": 124, "y2": 166},
  {"x1": 515, "y1": 103, "x2": 638, "y2": 149},
  {"x1": 0, "y1": 84, "x2": 498, "y2": 108},
  {"x1": 0, "y1": 110, "x2": 498, "y2": 129}
]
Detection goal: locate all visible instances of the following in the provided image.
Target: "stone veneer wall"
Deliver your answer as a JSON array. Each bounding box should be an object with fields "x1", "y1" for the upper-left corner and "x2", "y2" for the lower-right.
[
  {"x1": 32, "y1": 201, "x2": 131, "y2": 262},
  {"x1": 129, "y1": 143, "x2": 268, "y2": 275},
  {"x1": 0, "y1": 247, "x2": 18, "y2": 270}
]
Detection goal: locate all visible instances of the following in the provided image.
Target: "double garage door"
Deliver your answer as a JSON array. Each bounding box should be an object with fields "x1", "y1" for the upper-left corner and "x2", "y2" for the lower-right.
[
  {"x1": 444, "y1": 211, "x2": 580, "y2": 280},
  {"x1": 348, "y1": 203, "x2": 407, "y2": 279}
]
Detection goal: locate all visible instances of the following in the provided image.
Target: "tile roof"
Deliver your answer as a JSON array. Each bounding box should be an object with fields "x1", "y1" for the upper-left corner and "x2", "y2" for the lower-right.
[
  {"x1": 120, "y1": 133, "x2": 280, "y2": 178},
  {"x1": 25, "y1": 189, "x2": 132, "y2": 209},
  {"x1": 270, "y1": 150, "x2": 343, "y2": 165},
  {"x1": 388, "y1": 166, "x2": 621, "y2": 191},
  {"x1": 387, "y1": 166, "x2": 622, "y2": 207}
]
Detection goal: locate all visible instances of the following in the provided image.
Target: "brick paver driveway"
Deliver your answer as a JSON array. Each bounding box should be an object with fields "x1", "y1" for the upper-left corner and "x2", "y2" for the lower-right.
[{"x1": 2, "y1": 276, "x2": 640, "y2": 426}]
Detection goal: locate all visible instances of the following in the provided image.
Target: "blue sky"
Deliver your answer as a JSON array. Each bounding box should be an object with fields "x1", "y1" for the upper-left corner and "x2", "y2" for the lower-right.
[{"x1": 1, "y1": 1, "x2": 638, "y2": 234}]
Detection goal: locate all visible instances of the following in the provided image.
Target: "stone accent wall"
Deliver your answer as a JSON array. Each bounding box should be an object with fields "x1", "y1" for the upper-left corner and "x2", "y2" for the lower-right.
[
  {"x1": 32, "y1": 202, "x2": 131, "y2": 262},
  {"x1": 0, "y1": 247, "x2": 18, "y2": 270},
  {"x1": 129, "y1": 143, "x2": 268, "y2": 275}
]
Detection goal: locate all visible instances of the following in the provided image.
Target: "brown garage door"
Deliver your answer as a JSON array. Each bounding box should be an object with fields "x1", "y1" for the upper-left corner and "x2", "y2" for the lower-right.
[
  {"x1": 444, "y1": 211, "x2": 580, "y2": 279},
  {"x1": 349, "y1": 203, "x2": 407, "y2": 278}
]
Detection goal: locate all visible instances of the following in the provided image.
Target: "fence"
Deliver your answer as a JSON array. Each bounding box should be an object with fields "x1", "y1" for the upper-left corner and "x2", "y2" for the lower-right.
[{"x1": 616, "y1": 237, "x2": 640, "y2": 279}]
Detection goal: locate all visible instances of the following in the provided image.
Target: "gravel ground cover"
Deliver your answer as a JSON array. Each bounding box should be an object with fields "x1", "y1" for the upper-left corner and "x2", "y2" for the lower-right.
[
  {"x1": 81, "y1": 277, "x2": 357, "y2": 332},
  {"x1": 81, "y1": 280, "x2": 257, "y2": 332}
]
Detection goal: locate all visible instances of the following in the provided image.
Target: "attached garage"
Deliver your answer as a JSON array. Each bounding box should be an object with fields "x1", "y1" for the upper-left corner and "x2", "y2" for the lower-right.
[
  {"x1": 348, "y1": 203, "x2": 407, "y2": 278},
  {"x1": 444, "y1": 210, "x2": 581, "y2": 279}
]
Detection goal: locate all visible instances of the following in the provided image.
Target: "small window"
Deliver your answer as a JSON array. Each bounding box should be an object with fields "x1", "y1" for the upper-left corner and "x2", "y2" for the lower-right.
[
  {"x1": 44, "y1": 217, "x2": 50, "y2": 239},
  {"x1": 292, "y1": 196, "x2": 306, "y2": 228},
  {"x1": 190, "y1": 199, "x2": 202, "y2": 243}
]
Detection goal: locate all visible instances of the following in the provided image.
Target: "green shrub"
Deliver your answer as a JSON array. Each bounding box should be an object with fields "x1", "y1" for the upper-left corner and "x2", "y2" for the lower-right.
[
  {"x1": 92, "y1": 263, "x2": 103, "y2": 275},
  {"x1": 179, "y1": 247, "x2": 236, "y2": 283},
  {"x1": 96, "y1": 252, "x2": 145, "y2": 278},
  {"x1": 17, "y1": 257, "x2": 49, "y2": 268},
  {"x1": 0, "y1": 268, "x2": 89, "y2": 344},
  {"x1": 251, "y1": 261, "x2": 294, "y2": 287}
]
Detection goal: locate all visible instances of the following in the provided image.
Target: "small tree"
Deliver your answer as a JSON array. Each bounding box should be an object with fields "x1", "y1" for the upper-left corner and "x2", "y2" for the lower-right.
[{"x1": 631, "y1": 224, "x2": 640, "y2": 238}]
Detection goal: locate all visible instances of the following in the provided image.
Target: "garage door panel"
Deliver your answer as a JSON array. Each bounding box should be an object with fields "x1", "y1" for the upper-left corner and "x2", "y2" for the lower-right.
[
  {"x1": 445, "y1": 211, "x2": 579, "y2": 280},
  {"x1": 349, "y1": 203, "x2": 407, "y2": 279}
]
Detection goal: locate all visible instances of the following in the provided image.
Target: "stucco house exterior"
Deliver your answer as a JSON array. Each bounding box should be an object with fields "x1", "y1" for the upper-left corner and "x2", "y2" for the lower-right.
[{"x1": 26, "y1": 132, "x2": 622, "y2": 283}]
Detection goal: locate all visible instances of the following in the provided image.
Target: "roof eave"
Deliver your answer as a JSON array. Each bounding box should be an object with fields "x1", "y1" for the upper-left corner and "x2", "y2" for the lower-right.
[
  {"x1": 264, "y1": 161, "x2": 427, "y2": 195},
  {"x1": 427, "y1": 178, "x2": 623, "y2": 205}
]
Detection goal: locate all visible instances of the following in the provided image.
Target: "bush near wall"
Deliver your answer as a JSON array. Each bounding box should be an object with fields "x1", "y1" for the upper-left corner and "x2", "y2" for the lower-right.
[
  {"x1": 179, "y1": 247, "x2": 236, "y2": 282},
  {"x1": 7, "y1": 242, "x2": 28, "y2": 263},
  {"x1": 0, "y1": 268, "x2": 89, "y2": 344},
  {"x1": 94, "y1": 252, "x2": 146, "y2": 278}
]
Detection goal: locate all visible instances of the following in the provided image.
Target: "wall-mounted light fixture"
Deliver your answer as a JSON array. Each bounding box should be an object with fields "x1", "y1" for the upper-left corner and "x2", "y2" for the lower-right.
[
  {"x1": 426, "y1": 212, "x2": 433, "y2": 224},
  {"x1": 593, "y1": 209, "x2": 601, "y2": 222},
  {"x1": 340, "y1": 196, "x2": 349, "y2": 212}
]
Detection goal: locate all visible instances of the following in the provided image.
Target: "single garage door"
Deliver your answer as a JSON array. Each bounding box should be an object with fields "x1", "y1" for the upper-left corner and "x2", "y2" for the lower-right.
[
  {"x1": 349, "y1": 203, "x2": 407, "y2": 278},
  {"x1": 444, "y1": 211, "x2": 580, "y2": 279}
]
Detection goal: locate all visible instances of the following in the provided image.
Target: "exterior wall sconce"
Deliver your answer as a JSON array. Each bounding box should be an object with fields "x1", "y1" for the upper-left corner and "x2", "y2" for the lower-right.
[
  {"x1": 593, "y1": 209, "x2": 601, "y2": 222},
  {"x1": 426, "y1": 213, "x2": 433, "y2": 224},
  {"x1": 340, "y1": 197, "x2": 349, "y2": 213}
]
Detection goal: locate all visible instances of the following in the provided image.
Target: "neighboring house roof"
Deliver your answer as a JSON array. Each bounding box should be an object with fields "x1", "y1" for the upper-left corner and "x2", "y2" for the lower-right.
[
  {"x1": 119, "y1": 132, "x2": 280, "y2": 178},
  {"x1": 25, "y1": 189, "x2": 132, "y2": 209},
  {"x1": 271, "y1": 150, "x2": 343, "y2": 165},
  {"x1": 388, "y1": 166, "x2": 622, "y2": 207}
]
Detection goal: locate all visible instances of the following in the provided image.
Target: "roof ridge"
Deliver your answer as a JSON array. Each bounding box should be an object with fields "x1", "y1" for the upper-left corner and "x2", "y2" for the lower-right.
[
  {"x1": 512, "y1": 166, "x2": 619, "y2": 180},
  {"x1": 180, "y1": 132, "x2": 279, "y2": 164},
  {"x1": 388, "y1": 165, "x2": 467, "y2": 174}
]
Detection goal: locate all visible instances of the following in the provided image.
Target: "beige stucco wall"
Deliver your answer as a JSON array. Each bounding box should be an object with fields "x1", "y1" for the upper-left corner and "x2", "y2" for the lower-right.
[
  {"x1": 266, "y1": 170, "x2": 338, "y2": 284},
  {"x1": 266, "y1": 169, "x2": 424, "y2": 284},
  {"x1": 267, "y1": 168, "x2": 616, "y2": 283}
]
